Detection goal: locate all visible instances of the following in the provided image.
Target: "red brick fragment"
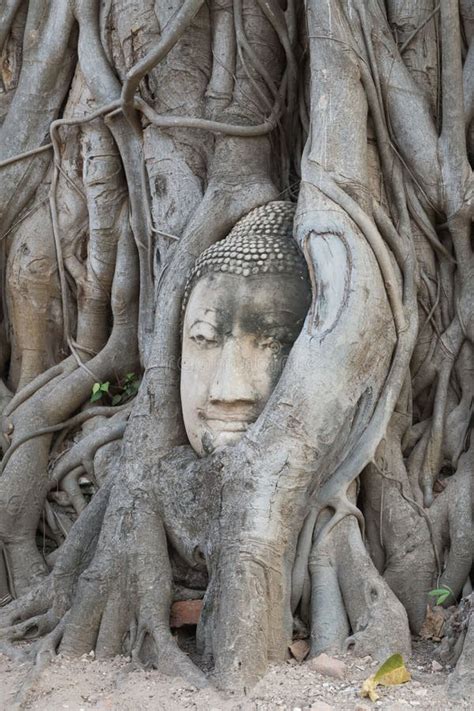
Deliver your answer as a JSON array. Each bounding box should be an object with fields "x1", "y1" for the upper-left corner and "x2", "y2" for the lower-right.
[{"x1": 170, "y1": 600, "x2": 203, "y2": 627}]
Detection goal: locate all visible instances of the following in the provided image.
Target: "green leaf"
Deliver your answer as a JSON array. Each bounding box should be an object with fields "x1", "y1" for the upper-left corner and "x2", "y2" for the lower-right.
[
  {"x1": 100, "y1": 381, "x2": 110, "y2": 393},
  {"x1": 125, "y1": 372, "x2": 136, "y2": 382},
  {"x1": 112, "y1": 393, "x2": 122, "y2": 406},
  {"x1": 428, "y1": 588, "x2": 449, "y2": 597},
  {"x1": 90, "y1": 390, "x2": 103, "y2": 403},
  {"x1": 92, "y1": 382, "x2": 101, "y2": 395},
  {"x1": 428, "y1": 586, "x2": 454, "y2": 605}
]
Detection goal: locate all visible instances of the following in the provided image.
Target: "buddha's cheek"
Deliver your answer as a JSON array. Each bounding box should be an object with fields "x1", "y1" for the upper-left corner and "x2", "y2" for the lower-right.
[{"x1": 180, "y1": 348, "x2": 218, "y2": 455}]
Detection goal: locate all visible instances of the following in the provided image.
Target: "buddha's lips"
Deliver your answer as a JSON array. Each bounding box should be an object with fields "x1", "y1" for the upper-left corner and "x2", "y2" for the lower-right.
[{"x1": 198, "y1": 409, "x2": 258, "y2": 431}]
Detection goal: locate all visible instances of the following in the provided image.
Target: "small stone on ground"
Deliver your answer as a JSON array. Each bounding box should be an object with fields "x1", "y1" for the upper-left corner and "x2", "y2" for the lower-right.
[{"x1": 307, "y1": 653, "x2": 346, "y2": 679}]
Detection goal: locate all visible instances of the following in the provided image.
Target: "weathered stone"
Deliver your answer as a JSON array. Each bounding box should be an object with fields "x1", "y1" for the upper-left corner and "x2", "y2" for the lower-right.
[
  {"x1": 289, "y1": 639, "x2": 310, "y2": 663},
  {"x1": 309, "y1": 702, "x2": 334, "y2": 711},
  {"x1": 431, "y1": 659, "x2": 443, "y2": 672},
  {"x1": 308, "y1": 653, "x2": 346, "y2": 679}
]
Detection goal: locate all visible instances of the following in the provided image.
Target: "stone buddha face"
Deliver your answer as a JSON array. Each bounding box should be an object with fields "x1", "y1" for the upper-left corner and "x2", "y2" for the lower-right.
[{"x1": 180, "y1": 202, "x2": 311, "y2": 457}]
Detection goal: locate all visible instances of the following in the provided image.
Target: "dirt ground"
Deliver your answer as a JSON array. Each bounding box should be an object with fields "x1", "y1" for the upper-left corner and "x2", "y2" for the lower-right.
[{"x1": 0, "y1": 638, "x2": 470, "y2": 711}]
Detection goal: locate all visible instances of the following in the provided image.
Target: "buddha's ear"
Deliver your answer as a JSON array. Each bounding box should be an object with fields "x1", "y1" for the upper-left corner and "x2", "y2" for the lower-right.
[
  {"x1": 301, "y1": 230, "x2": 351, "y2": 339},
  {"x1": 294, "y1": 184, "x2": 353, "y2": 340}
]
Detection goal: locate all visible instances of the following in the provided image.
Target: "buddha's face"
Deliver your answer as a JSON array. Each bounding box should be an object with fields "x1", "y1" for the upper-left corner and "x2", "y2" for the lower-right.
[{"x1": 180, "y1": 272, "x2": 310, "y2": 456}]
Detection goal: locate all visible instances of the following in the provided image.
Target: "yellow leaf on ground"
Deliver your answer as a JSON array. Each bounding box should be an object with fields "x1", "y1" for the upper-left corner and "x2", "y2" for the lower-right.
[
  {"x1": 361, "y1": 675, "x2": 379, "y2": 702},
  {"x1": 374, "y1": 653, "x2": 411, "y2": 686},
  {"x1": 360, "y1": 654, "x2": 411, "y2": 702}
]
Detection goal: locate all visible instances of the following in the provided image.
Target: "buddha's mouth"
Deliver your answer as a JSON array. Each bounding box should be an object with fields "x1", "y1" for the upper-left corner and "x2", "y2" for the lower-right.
[{"x1": 198, "y1": 407, "x2": 258, "y2": 430}]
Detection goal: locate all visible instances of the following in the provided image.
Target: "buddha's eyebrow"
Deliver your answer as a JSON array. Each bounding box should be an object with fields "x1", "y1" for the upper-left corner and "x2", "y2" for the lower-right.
[
  {"x1": 189, "y1": 308, "x2": 222, "y2": 323},
  {"x1": 189, "y1": 318, "x2": 219, "y2": 329}
]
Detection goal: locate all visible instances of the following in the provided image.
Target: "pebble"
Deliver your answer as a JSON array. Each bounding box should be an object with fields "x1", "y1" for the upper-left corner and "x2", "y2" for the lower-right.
[
  {"x1": 308, "y1": 653, "x2": 347, "y2": 680},
  {"x1": 431, "y1": 659, "x2": 443, "y2": 672},
  {"x1": 309, "y1": 703, "x2": 334, "y2": 711},
  {"x1": 289, "y1": 640, "x2": 310, "y2": 663}
]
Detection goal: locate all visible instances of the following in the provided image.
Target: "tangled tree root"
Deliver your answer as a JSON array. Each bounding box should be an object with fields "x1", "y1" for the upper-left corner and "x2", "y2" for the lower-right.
[{"x1": 438, "y1": 594, "x2": 474, "y2": 701}]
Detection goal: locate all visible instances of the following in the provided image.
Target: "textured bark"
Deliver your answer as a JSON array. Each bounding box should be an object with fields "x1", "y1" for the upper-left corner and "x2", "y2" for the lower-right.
[{"x1": 0, "y1": 0, "x2": 472, "y2": 697}]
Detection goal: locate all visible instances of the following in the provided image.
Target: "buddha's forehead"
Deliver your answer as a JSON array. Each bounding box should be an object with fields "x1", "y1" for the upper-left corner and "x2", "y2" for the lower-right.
[{"x1": 184, "y1": 273, "x2": 310, "y2": 332}]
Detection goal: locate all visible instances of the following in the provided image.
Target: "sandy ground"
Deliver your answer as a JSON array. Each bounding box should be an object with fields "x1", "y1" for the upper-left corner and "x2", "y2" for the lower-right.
[{"x1": 0, "y1": 641, "x2": 470, "y2": 711}]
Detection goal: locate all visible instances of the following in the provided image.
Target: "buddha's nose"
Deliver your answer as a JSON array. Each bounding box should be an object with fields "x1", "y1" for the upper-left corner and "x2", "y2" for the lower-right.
[{"x1": 208, "y1": 338, "x2": 257, "y2": 404}]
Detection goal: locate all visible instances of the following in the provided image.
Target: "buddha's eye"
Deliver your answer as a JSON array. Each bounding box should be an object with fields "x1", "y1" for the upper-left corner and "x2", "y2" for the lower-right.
[
  {"x1": 188, "y1": 322, "x2": 219, "y2": 348},
  {"x1": 191, "y1": 333, "x2": 217, "y2": 347}
]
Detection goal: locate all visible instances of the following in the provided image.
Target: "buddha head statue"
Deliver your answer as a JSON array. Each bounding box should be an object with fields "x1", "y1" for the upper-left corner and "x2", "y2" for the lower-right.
[{"x1": 180, "y1": 201, "x2": 311, "y2": 456}]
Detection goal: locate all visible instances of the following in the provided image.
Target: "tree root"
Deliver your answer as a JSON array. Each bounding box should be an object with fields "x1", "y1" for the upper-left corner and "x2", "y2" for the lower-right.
[
  {"x1": 0, "y1": 578, "x2": 52, "y2": 627},
  {"x1": 363, "y1": 432, "x2": 473, "y2": 632},
  {"x1": 446, "y1": 596, "x2": 474, "y2": 702},
  {"x1": 8, "y1": 615, "x2": 70, "y2": 711},
  {"x1": 1, "y1": 404, "x2": 129, "y2": 474},
  {"x1": 308, "y1": 509, "x2": 411, "y2": 661},
  {"x1": 5, "y1": 452, "x2": 208, "y2": 687},
  {"x1": 0, "y1": 221, "x2": 139, "y2": 593},
  {"x1": 0, "y1": 609, "x2": 60, "y2": 643}
]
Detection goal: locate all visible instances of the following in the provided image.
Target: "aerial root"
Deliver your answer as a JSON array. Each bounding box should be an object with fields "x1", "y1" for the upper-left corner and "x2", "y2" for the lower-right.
[
  {"x1": 51, "y1": 412, "x2": 129, "y2": 486},
  {"x1": 313, "y1": 490, "x2": 364, "y2": 547},
  {"x1": 3, "y1": 362, "x2": 68, "y2": 421},
  {"x1": 1, "y1": 402, "x2": 129, "y2": 475}
]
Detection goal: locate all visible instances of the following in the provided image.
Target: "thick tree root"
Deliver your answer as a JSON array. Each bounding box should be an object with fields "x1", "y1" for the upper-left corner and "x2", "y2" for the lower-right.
[
  {"x1": 309, "y1": 512, "x2": 411, "y2": 661},
  {"x1": 0, "y1": 223, "x2": 139, "y2": 593},
  {"x1": 446, "y1": 596, "x2": 474, "y2": 702},
  {"x1": 363, "y1": 434, "x2": 473, "y2": 633},
  {"x1": 43, "y1": 463, "x2": 209, "y2": 688}
]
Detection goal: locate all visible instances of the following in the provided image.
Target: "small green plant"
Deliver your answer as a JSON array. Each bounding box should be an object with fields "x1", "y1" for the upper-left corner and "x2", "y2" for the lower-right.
[
  {"x1": 428, "y1": 585, "x2": 454, "y2": 606},
  {"x1": 90, "y1": 373, "x2": 139, "y2": 405},
  {"x1": 111, "y1": 372, "x2": 139, "y2": 405},
  {"x1": 90, "y1": 380, "x2": 110, "y2": 403}
]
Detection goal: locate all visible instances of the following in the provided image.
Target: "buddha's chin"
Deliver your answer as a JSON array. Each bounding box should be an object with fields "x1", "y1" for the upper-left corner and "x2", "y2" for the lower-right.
[
  {"x1": 213, "y1": 430, "x2": 245, "y2": 448},
  {"x1": 197, "y1": 426, "x2": 246, "y2": 455}
]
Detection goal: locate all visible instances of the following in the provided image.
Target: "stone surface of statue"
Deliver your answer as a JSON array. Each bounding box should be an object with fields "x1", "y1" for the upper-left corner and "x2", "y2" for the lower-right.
[{"x1": 180, "y1": 202, "x2": 311, "y2": 456}]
